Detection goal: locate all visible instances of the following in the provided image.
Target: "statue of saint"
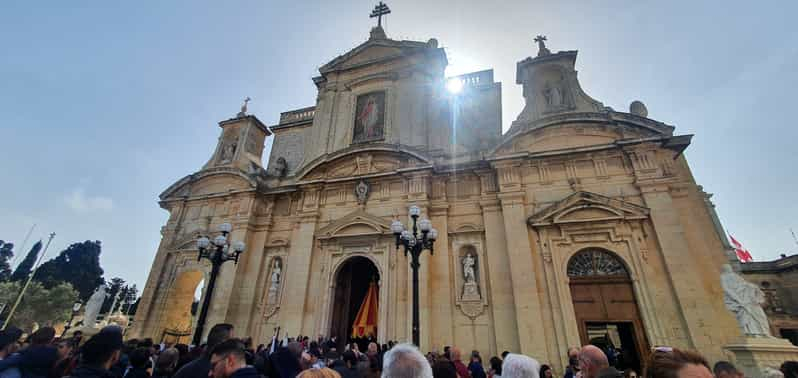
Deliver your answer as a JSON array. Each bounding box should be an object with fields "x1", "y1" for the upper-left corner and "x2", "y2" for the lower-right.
[
  {"x1": 83, "y1": 284, "x2": 109, "y2": 328},
  {"x1": 463, "y1": 253, "x2": 476, "y2": 283},
  {"x1": 543, "y1": 82, "x2": 563, "y2": 108},
  {"x1": 221, "y1": 140, "x2": 237, "y2": 162},
  {"x1": 270, "y1": 259, "x2": 282, "y2": 292},
  {"x1": 720, "y1": 264, "x2": 772, "y2": 337}
]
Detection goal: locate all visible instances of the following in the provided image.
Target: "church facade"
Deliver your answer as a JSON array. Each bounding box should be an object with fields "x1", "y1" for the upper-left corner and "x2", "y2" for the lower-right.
[{"x1": 130, "y1": 25, "x2": 744, "y2": 371}]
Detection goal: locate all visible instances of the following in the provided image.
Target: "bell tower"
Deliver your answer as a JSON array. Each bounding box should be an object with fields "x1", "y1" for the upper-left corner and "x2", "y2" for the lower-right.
[{"x1": 204, "y1": 98, "x2": 271, "y2": 173}]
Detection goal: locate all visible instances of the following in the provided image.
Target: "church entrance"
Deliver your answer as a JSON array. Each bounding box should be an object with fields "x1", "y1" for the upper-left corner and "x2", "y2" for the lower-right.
[
  {"x1": 568, "y1": 248, "x2": 648, "y2": 374},
  {"x1": 329, "y1": 256, "x2": 379, "y2": 351}
]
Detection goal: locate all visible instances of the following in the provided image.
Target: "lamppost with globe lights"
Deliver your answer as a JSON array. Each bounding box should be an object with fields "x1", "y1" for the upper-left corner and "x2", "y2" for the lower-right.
[
  {"x1": 61, "y1": 300, "x2": 82, "y2": 337},
  {"x1": 390, "y1": 205, "x2": 438, "y2": 347},
  {"x1": 192, "y1": 222, "x2": 246, "y2": 346}
]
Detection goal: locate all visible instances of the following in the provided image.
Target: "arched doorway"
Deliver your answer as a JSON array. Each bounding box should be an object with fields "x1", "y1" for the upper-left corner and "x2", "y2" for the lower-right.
[
  {"x1": 162, "y1": 270, "x2": 204, "y2": 344},
  {"x1": 329, "y1": 256, "x2": 379, "y2": 351},
  {"x1": 568, "y1": 248, "x2": 648, "y2": 373}
]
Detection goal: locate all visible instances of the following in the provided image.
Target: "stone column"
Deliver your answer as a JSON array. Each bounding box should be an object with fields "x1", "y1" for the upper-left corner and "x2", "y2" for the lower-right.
[
  {"x1": 640, "y1": 184, "x2": 714, "y2": 350},
  {"x1": 498, "y1": 191, "x2": 547, "y2": 357},
  {"x1": 480, "y1": 199, "x2": 520, "y2": 353},
  {"x1": 281, "y1": 213, "x2": 318, "y2": 337},
  {"x1": 429, "y1": 202, "x2": 453, "y2": 351}
]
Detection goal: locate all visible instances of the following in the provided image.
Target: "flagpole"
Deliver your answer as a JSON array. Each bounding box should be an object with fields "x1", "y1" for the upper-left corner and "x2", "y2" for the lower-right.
[
  {"x1": 2, "y1": 232, "x2": 55, "y2": 330},
  {"x1": 10, "y1": 224, "x2": 36, "y2": 268}
]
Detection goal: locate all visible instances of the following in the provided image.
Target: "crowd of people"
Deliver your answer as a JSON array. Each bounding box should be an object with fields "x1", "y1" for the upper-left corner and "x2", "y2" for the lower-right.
[{"x1": 0, "y1": 323, "x2": 797, "y2": 378}]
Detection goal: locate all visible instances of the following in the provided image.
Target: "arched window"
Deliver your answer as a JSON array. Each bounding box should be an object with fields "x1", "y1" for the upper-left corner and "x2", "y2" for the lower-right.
[{"x1": 567, "y1": 248, "x2": 629, "y2": 278}]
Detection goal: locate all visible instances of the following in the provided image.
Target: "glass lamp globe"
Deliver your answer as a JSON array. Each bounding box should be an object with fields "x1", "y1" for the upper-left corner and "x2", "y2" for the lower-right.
[
  {"x1": 418, "y1": 218, "x2": 431, "y2": 232},
  {"x1": 391, "y1": 220, "x2": 405, "y2": 234},
  {"x1": 409, "y1": 205, "x2": 421, "y2": 217},
  {"x1": 197, "y1": 236, "x2": 211, "y2": 249},
  {"x1": 428, "y1": 228, "x2": 438, "y2": 241},
  {"x1": 214, "y1": 235, "x2": 227, "y2": 247},
  {"x1": 218, "y1": 222, "x2": 233, "y2": 233},
  {"x1": 400, "y1": 230, "x2": 411, "y2": 240},
  {"x1": 233, "y1": 241, "x2": 246, "y2": 253}
]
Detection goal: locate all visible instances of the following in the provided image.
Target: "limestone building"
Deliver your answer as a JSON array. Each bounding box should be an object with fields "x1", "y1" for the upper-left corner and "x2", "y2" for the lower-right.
[
  {"x1": 130, "y1": 24, "x2": 745, "y2": 372},
  {"x1": 740, "y1": 254, "x2": 798, "y2": 344}
]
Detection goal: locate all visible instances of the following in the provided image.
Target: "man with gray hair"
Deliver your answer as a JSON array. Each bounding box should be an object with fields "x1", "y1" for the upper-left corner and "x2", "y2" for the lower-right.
[
  {"x1": 502, "y1": 353, "x2": 540, "y2": 378},
  {"x1": 381, "y1": 343, "x2": 433, "y2": 378}
]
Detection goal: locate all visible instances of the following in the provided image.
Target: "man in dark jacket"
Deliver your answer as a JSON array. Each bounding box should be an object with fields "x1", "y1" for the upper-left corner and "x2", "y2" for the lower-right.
[
  {"x1": 209, "y1": 340, "x2": 261, "y2": 378},
  {"x1": 173, "y1": 323, "x2": 234, "y2": 378},
  {"x1": 329, "y1": 350, "x2": 362, "y2": 378},
  {"x1": 69, "y1": 329, "x2": 124, "y2": 378}
]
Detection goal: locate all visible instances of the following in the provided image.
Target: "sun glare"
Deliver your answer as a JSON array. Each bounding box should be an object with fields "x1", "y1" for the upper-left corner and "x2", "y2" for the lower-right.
[{"x1": 446, "y1": 78, "x2": 463, "y2": 94}]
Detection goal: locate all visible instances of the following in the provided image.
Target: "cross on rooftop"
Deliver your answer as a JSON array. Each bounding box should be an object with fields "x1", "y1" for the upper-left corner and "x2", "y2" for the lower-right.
[
  {"x1": 370, "y1": 2, "x2": 391, "y2": 28},
  {"x1": 534, "y1": 35, "x2": 551, "y2": 56}
]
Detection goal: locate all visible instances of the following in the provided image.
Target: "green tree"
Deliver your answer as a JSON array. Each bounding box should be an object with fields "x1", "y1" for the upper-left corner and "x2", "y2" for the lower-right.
[
  {"x1": 10, "y1": 240, "x2": 41, "y2": 282},
  {"x1": 0, "y1": 241, "x2": 14, "y2": 282},
  {"x1": 35, "y1": 240, "x2": 104, "y2": 301},
  {"x1": 0, "y1": 281, "x2": 79, "y2": 332}
]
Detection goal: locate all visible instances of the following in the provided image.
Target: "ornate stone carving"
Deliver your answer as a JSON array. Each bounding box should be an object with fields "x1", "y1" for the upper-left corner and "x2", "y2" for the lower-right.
[
  {"x1": 263, "y1": 257, "x2": 284, "y2": 319},
  {"x1": 220, "y1": 137, "x2": 238, "y2": 163},
  {"x1": 354, "y1": 180, "x2": 370, "y2": 205},
  {"x1": 460, "y1": 301, "x2": 484, "y2": 319},
  {"x1": 721, "y1": 264, "x2": 771, "y2": 337}
]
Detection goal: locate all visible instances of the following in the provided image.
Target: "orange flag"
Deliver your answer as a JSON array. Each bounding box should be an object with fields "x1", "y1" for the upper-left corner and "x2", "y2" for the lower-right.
[{"x1": 351, "y1": 281, "x2": 378, "y2": 338}]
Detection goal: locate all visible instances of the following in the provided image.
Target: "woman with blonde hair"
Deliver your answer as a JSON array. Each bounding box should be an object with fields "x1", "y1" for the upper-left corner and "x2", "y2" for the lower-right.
[{"x1": 298, "y1": 367, "x2": 343, "y2": 378}]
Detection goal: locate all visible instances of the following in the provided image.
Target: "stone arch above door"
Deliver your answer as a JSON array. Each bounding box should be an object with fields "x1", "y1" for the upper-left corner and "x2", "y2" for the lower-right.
[{"x1": 567, "y1": 248, "x2": 630, "y2": 278}]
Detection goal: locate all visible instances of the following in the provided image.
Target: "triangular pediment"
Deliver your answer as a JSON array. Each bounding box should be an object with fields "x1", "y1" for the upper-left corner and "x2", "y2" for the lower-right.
[
  {"x1": 317, "y1": 209, "x2": 393, "y2": 239},
  {"x1": 159, "y1": 168, "x2": 257, "y2": 203},
  {"x1": 319, "y1": 34, "x2": 432, "y2": 75},
  {"x1": 528, "y1": 191, "x2": 649, "y2": 227}
]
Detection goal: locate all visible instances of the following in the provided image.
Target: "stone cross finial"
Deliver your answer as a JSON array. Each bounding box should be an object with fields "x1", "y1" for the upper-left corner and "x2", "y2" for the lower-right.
[
  {"x1": 370, "y1": 2, "x2": 391, "y2": 28},
  {"x1": 238, "y1": 97, "x2": 251, "y2": 117},
  {"x1": 534, "y1": 35, "x2": 551, "y2": 57}
]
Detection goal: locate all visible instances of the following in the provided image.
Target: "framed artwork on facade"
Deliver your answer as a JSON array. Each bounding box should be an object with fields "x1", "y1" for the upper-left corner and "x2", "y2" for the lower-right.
[{"x1": 353, "y1": 91, "x2": 385, "y2": 143}]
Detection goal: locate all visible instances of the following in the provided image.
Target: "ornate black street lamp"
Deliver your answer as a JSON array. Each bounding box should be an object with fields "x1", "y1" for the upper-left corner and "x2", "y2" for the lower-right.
[
  {"x1": 391, "y1": 205, "x2": 438, "y2": 346},
  {"x1": 193, "y1": 222, "x2": 245, "y2": 346}
]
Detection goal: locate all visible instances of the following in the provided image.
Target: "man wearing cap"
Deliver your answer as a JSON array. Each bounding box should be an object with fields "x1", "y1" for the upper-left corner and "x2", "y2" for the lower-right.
[{"x1": 69, "y1": 328, "x2": 125, "y2": 378}]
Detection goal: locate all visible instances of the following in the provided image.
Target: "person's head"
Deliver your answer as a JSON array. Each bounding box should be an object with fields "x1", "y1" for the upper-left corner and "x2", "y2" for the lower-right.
[
  {"x1": 343, "y1": 350, "x2": 358, "y2": 367},
  {"x1": 490, "y1": 356, "x2": 503, "y2": 375},
  {"x1": 324, "y1": 350, "x2": 340, "y2": 366},
  {"x1": 381, "y1": 343, "x2": 433, "y2": 378},
  {"x1": 155, "y1": 347, "x2": 180, "y2": 373},
  {"x1": 0, "y1": 327, "x2": 23, "y2": 357},
  {"x1": 471, "y1": 354, "x2": 482, "y2": 364},
  {"x1": 502, "y1": 353, "x2": 540, "y2": 378},
  {"x1": 568, "y1": 347, "x2": 580, "y2": 368},
  {"x1": 129, "y1": 347, "x2": 151, "y2": 369},
  {"x1": 782, "y1": 361, "x2": 798, "y2": 378},
  {"x1": 174, "y1": 343, "x2": 189, "y2": 357},
  {"x1": 288, "y1": 341, "x2": 303, "y2": 358},
  {"x1": 206, "y1": 323, "x2": 234, "y2": 352},
  {"x1": 55, "y1": 338, "x2": 74, "y2": 359},
  {"x1": 713, "y1": 361, "x2": 742, "y2": 378},
  {"x1": 368, "y1": 342, "x2": 378, "y2": 354},
  {"x1": 29, "y1": 326, "x2": 55, "y2": 346},
  {"x1": 579, "y1": 345, "x2": 609, "y2": 378},
  {"x1": 450, "y1": 347, "x2": 462, "y2": 361},
  {"x1": 540, "y1": 364, "x2": 553, "y2": 378},
  {"x1": 644, "y1": 348, "x2": 711, "y2": 378},
  {"x1": 81, "y1": 329, "x2": 124, "y2": 370},
  {"x1": 624, "y1": 369, "x2": 639, "y2": 378},
  {"x1": 297, "y1": 367, "x2": 342, "y2": 378},
  {"x1": 432, "y1": 359, "x2": 458, "y2": 378},
  {"x1": 209, "y1": 339, "x2": 247, "y2": 378},
  {"x1": 501, "y1": 350, "x2": 510, "y2": 360}
]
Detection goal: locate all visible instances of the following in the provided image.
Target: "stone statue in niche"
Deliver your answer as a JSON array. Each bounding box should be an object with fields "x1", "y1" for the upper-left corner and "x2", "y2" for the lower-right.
[
  {"x1": 720, "y1": 264, "x2": 772, "y2": 337},
  {"x1": 463, "y1": 253, "x2": 476, "y2": 283},
  {"x1": 267, "y1": 259, "x2": 282, "y2": 304},
  {"x1": 543, "y1": 82, "x2": 563, "y2": 108},
  {"x1": 270, "y1": 157, "x2": 287, "y2": 177},
  {"x1": 220, "y1": 137, "x2": 238, "y2": 163},
  {"x1": 461, "y1": 252, "x2": 481, "y2": 301}
]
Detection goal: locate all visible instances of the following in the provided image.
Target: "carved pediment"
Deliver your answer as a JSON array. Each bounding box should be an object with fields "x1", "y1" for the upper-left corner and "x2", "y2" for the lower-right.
[
  {"x1": 160, "y1": 168, "x2": 257, "y2": 202},
  {"x1": 319, "y1": 37, "x2": 431, "y2": 75},
  {"x1": 528, "y1": 191, "x2": 649, "y2": 227},
  {"x1": 317, "y1": 210, "x2": 393, "y2": 240},
  {"x1": 298, "y1": 146, "x2": 432, "y2": 182}
]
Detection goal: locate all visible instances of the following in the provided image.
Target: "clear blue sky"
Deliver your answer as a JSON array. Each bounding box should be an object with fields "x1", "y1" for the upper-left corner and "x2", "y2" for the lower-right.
[{"x1": 1, "y1": 0, "x2": 796, "y2": 288}]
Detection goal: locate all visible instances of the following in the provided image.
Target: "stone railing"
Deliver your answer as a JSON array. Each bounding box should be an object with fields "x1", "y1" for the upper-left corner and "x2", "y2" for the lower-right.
[
  {"x1": 449, "y1": 69, "x2": 494, "y2": 88},
  {"x1": 279, "y1": 106, "x2": 316, "y2": 125}
]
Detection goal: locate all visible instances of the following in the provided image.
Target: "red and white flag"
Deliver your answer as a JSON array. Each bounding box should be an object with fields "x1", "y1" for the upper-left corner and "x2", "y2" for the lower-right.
[{"x1": 729, "y1": 234, "x2": 754, "y2": 263}]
